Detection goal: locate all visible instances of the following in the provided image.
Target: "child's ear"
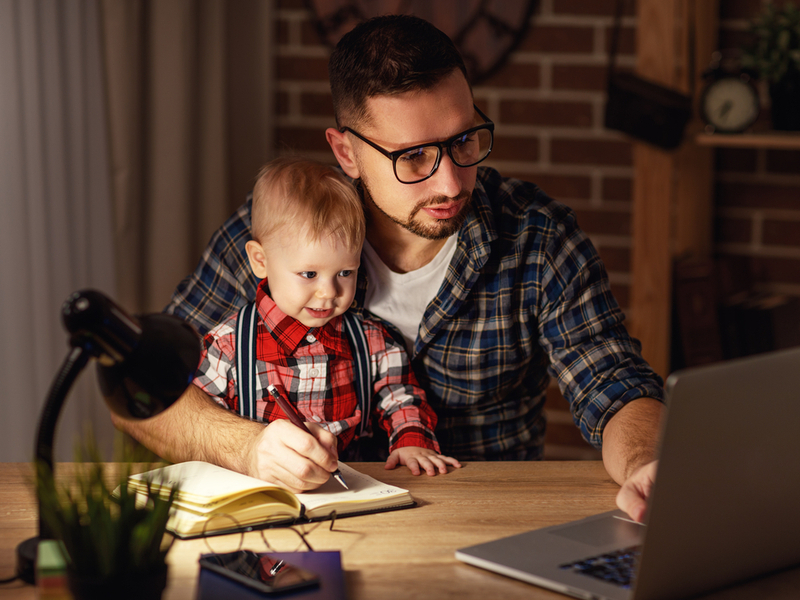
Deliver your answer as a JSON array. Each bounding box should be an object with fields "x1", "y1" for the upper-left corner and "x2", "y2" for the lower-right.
[
  {"x1": 326, "y1": 127, "x2": 360, "y2": 179},
  {"x1": 245, "y1": 240, "x2": 268, "y2": 279}
]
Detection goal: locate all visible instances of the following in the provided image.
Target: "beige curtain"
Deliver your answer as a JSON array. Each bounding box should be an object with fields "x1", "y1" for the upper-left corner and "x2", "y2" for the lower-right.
[
  {"x1": 0, "y1": 0, "x2": 117, "y2": 461},
  {"x1": 100, "y1": 0, "x2": 276, "y2": 315}
]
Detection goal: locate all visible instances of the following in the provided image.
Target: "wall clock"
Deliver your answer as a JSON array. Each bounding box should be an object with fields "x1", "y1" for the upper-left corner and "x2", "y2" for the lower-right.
[{"x1": 305, "y1": 0, "x2": 540, "y2": 84}]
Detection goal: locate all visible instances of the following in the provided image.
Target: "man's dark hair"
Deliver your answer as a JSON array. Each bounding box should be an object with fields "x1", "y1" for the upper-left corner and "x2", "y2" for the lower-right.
[{"x1": 329, "y1": 14, "x2": 469, "y2": 128}]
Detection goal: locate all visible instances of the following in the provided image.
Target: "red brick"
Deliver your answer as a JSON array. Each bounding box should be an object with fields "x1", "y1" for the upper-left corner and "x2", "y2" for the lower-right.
[
  {"x1": 520, "y1": 25, "x2": 594, "y2": 53},
  {"x1": 552, "y1": 0, "x2": 628, "y2": 17},
  {"x1": 275, "y1": 126, "x2": 331, "y2": 153},
  {"x1": 766, "y1": 149, "x2": 800, "y2": 174},
  {"x1": 716, "y1": 182, "x2": 800, "y2": 210},
  {"x1": 716, "y1": 216, "x2": 752, "y2": 245},
  {"x1": 483, "y1": 62, "x2": 541, "y2": 88},
  {"x1": 276, "y1": 91, "x2": 290, "y2": 116},
  {"x1": 553, "y1": 64, "x2": 608, "y2": 91},
  {"x1": 301, "y1": 92, "x2": 334, "y2": 117},
  {"x1": 276, "y1": 56, "x2": 330, "y2": 81},
  {"x1": 302, "y1": 19, "x2": 326, "y2": 46},
  {"x1": 501, "y1": 99, "x2": 593, "y2": 128},
  {"x1": 604, "y1": 25, "x2": 636, "y2": 57},
  {"x1": 610, "y1": 283, "x2": 630, "y2": 311},
  {"x1": 749, "y1": 256, "x2": 800, "y2": 286},
  {"x1": 551, "y1": 138, "x2": 633, "y2": 166},
  {"x1": 602, "y1": 176, "x2": 632, "y2": 202},
  {"x1": 573, "y1": 208, "x2": 630, "y2": 236},
  {"x1": 531, "y1": 173, "x2": 592, "y2": 200},
  {"x1": 277, "y1": 0, "x2": 307, "y2": 9},
  {"x1": 763, "y1": 220, "x2": 800, "y2": 248},
  {"x1": 598, "y1": 246, "x2": 631, "y2": 273},
  {"x1": 489, "y1": 135, "x2": 540, "y2": 161},
  {"x1": 276, "y1": 19, "x2": 289, "y2": 45},
  {"x1": 715, "y1": 148, "x2": 758, "y2": 173}
]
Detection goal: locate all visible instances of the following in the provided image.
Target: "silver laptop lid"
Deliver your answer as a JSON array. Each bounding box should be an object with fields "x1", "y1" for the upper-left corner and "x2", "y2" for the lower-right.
[{"x1": 633, "y1": 346, "x2": 800, "y2": 600}]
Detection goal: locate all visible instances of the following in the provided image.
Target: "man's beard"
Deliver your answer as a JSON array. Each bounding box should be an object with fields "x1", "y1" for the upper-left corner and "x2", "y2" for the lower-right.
[{"x1": 360, "y1": 179, "x2": 472, "y2": 241}]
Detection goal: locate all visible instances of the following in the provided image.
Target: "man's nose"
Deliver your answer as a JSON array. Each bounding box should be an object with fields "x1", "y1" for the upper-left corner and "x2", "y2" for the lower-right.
[{"x1": 430, "y1": 152, "x2": 462, "y2": 198}]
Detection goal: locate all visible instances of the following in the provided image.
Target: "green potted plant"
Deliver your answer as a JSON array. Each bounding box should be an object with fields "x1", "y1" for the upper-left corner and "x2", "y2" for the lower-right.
[
  {"x1": 37, "y1": 440, "x2": 178, "y2": 600},
  {"x1": 741, "y1": 1, "x2": 800, "y2": 130}
]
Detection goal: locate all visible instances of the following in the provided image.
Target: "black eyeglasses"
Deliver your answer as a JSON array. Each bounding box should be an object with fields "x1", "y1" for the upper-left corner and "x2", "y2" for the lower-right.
[{"x1": 340, "y1": 105, "x2": 494, "y2": 184}]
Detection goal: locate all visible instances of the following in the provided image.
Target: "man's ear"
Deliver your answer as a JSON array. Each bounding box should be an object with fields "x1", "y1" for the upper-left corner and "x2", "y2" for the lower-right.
[
  {"x1": 326, "y1": 127, "x2": 360, "y2": 179},
  {"x1": 245, "y1": 240, "x2": 268, "y2": 279}
]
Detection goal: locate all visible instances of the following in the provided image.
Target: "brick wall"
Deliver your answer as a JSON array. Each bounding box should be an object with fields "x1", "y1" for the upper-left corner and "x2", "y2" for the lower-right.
[{"x1": 274, "y1": 0, "x2": 800, "y2": 460}]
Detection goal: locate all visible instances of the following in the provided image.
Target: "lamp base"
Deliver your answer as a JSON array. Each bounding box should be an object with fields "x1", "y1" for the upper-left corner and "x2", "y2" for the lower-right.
[{"x1": 15, "y1": 536, "x2": 39, "y2": 584}]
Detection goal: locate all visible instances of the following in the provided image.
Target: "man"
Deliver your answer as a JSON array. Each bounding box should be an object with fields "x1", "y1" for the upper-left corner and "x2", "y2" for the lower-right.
[{"x1": 112, "y1": 15, "x2": 664, "y2": 522}]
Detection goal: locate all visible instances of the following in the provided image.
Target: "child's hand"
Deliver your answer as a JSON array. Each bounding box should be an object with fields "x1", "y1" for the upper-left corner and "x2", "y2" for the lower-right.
[{"x1": 385, "y1": 446, "x2": 462, "y2": 476}]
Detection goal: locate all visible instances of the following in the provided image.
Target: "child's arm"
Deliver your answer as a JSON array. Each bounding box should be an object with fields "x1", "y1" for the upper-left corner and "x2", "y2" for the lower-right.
[{"x1": 385, "y1": 446, "x2": 461, "y2": 475}]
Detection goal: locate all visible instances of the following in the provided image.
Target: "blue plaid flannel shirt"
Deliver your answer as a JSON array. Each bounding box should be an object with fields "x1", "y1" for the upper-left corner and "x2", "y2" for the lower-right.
[{"x1": 165, "y1": 167, "x2": 665, "y2": 460}]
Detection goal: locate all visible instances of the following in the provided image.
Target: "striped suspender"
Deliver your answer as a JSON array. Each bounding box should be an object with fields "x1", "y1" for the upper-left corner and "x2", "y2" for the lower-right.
[
  {"x1": 235, "y1": 302, "x2": 372, "y2": 437},
  {"x1": 235, "y1": 302, "x2": 258, "y2": 420},
  {"x1": 342, "y1": 311, "x2": 372, "y2": 438}
]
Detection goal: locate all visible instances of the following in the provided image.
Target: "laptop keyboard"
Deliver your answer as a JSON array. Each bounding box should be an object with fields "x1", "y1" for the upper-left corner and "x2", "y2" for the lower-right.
[{"x1": 559, "y1": 545, "x2": 641, "y2": 589}]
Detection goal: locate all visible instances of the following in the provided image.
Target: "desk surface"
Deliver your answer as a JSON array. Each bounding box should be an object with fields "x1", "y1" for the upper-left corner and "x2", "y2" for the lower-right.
[{"x1": 2, "y1": 461, "x2": 799, "y2": 599}]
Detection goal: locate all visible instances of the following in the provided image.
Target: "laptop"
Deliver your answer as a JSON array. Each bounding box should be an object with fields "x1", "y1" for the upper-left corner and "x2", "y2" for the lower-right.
[{"x1": 456, "y1": 346, "x2": 800, "y2": 600}]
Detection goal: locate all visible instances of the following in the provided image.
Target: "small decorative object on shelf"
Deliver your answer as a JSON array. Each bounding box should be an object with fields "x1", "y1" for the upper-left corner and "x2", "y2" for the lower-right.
[
  {"x1": 700, "y1": 52, "x2": 760, "y2": 134},
  {"x1": 741, "y1": 1, "x2": 800, "y2": 131}
]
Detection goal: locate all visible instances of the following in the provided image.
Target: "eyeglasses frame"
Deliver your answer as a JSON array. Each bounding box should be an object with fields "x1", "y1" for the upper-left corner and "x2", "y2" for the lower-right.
[{"x1": 339, "y1": 104, "x2": 494, "y2": 184}]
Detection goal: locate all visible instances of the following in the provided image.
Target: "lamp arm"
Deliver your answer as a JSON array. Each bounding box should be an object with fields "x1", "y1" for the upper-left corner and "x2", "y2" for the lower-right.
[{"x1": 35, "y1": 344, "x2": 92, "y2": 539}]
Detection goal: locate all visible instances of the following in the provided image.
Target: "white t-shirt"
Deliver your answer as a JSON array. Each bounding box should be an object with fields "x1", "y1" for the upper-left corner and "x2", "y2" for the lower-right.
[{"x1": 361, "y1": 235, "x2": 458, "y2": 353}]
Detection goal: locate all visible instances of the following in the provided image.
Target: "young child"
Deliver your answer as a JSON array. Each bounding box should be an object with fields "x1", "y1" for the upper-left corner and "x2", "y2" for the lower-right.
[{"x1": 192, "y1": 157, "x2": 460, "y2": 479}]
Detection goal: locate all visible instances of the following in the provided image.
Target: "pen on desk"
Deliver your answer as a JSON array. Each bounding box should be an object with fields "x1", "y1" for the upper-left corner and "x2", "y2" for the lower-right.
[{"x1": 266, "y1": 384, "x2": 348, "y2": 489}]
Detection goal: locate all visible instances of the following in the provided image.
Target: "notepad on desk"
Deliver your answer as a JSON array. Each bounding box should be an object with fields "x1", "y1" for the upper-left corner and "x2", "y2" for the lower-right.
[{"x1": 127, "y1": 461, "x2": 414, "y2": 539}]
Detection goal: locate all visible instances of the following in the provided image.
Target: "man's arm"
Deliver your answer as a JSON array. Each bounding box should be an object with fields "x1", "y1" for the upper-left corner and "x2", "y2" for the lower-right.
[
  {"x1": 109, "y1": 384, "x2": 339, "y2": 493},
  {"x1": 601, "y1": 397, "x2": 664, "y2": 522}
]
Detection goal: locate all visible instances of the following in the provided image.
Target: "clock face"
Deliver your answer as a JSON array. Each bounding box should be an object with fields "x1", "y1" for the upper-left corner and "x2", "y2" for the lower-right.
[{"x1": 701, "y1": 76, "x2": 760, "y2": 133}]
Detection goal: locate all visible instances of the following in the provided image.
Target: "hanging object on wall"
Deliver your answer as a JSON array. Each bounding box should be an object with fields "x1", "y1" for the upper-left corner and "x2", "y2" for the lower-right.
[
  {"x1": 305, "y1": 0, "x2": 540, "y2": 85},
  {"x1": 603, "y1": 0, "x2": 693, "y2": 150}
]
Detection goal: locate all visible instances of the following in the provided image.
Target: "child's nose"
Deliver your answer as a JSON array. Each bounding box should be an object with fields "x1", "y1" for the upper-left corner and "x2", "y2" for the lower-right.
[{"x1": 315, "y1": 279, "x2": 336, "y2": 299}]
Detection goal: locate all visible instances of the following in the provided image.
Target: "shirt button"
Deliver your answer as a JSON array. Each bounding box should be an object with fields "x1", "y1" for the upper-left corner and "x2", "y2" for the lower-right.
[
  {"x1": 309, "y1": 368, "x2": 319, "y2": 377},
  {"x1": 312, "y1": 415, "x2": 322, "y2": 422},
  {"x1": 306, "y1": 334, "x2": 316, "y2": 343}
]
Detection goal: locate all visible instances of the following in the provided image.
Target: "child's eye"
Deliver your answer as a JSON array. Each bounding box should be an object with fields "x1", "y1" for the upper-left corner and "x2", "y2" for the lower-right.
[
  {"x1": 338, "y1": 270, "x2": 353, "y2": 277},
  {"x1": 299, "y1": 271, "x2": 317, "y2": 279}
]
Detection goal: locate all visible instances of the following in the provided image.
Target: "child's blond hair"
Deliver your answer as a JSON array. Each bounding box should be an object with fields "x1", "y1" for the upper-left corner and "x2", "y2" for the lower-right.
[{"x1": 251, "y1": 157, "x2": 365, "y2": 252}]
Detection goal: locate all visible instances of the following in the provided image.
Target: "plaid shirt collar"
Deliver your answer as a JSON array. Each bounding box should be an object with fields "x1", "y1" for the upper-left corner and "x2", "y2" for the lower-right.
[
  {"x1": 353, "y1": 172, "x2": 499, "y2": 351},
  {"x1": 255, "y1": 279, "x2": 350, "y2": 360}
]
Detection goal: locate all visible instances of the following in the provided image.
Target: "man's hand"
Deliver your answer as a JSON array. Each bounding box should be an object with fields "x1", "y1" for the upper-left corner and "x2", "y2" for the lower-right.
[
  {"x1": 244, "y1": 420, "x2": 339, "y2": 493},
  {"x1": 616, "y1": 460, "x2": 657, "y2": 523},
  {"x1": 384, "y1": 446, "x2": 462, "y2": 475}
]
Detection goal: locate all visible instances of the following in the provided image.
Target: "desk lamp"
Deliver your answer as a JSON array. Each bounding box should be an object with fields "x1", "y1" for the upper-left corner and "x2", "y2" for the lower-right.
[{"x1": 14, "y1": 290, "x2": 201, "y2": 584}]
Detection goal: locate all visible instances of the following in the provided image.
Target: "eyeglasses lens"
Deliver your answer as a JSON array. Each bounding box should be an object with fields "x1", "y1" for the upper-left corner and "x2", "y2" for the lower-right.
[{"x1": 394, "y1": 127, "x2": 492, "y2": 183}]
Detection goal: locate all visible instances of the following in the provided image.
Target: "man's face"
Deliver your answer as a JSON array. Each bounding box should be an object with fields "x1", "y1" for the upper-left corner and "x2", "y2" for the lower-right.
[
  {"x1": 259, "y1": 229, "x2": 361, "y2": 328},
  {"x1": 350, "y1": 72, "x2": 479, "y2": 241}
]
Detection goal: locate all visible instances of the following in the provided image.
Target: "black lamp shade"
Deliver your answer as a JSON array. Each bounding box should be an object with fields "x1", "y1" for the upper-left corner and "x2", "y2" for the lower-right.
[{"x1": 99, "y1": 314, "x2": 202, "y2": 419}]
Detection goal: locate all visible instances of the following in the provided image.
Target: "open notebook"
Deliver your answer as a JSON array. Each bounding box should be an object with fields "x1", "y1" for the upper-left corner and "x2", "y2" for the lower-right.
[{"x1": 128, "y1": 461, "x2": 414, "y2": 539}]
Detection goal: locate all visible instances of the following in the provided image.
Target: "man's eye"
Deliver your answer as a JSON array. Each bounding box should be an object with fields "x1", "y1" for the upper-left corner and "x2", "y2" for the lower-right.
[
  {"x1": 338, "y1": 270, "x2": 353, "y2": 277},
  {"x1": 299, "y1": 271, "x2": 317, "y2": 279},
  {"x1": 451, "y1": 132, "x2": 475, "y2": 149},
  {"x1": 398, "y1": 147, "x2": 430, "y2": 164}
]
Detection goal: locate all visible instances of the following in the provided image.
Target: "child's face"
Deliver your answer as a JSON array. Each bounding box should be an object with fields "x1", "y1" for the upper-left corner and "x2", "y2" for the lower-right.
[{"x1": 248, "y1": 229, "x2": 361, "y2": 328}]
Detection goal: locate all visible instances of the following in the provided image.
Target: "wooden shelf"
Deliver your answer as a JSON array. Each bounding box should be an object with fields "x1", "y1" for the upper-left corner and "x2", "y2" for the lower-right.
[{"x1": 695, "y1": 131, "x2": 800, "y2": 150}]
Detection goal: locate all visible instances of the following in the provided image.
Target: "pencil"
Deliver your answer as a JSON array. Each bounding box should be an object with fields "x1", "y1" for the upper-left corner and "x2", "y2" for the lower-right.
[{"x1": 266, "y1": 384, "x2": 348, "y2": 489}]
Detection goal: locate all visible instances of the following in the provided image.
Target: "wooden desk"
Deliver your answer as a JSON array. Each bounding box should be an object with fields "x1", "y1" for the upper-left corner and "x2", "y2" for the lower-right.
[{"x1": 2, "y1": 461, "x2": 800, "y2": 599}]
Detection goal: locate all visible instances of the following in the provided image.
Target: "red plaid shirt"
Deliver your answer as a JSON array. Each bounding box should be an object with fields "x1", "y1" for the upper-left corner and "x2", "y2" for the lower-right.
[{"x1": 193, "y1": 279, "x2": 439, "y2": 453}]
